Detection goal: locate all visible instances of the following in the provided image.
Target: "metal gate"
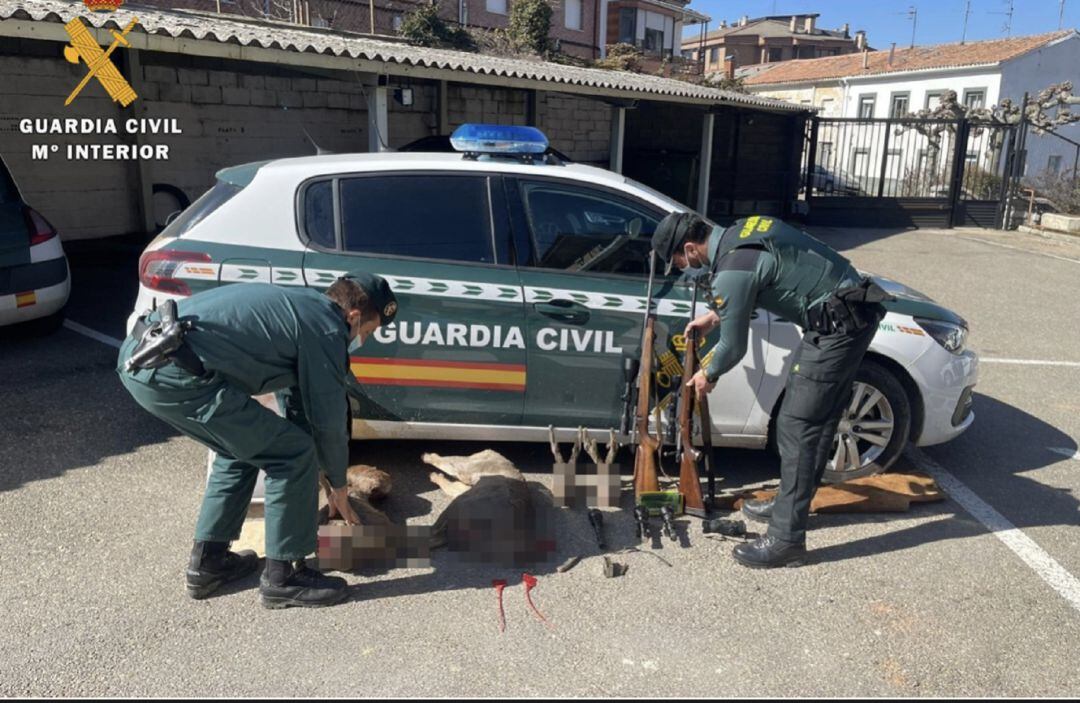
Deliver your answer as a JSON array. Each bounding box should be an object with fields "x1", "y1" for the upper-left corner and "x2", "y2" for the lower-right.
[{"x1": 803, "y1": 115, "x2": 1026, "y2": 229}]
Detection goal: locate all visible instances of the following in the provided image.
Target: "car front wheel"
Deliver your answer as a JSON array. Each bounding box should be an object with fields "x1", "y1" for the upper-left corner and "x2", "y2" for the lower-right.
[{"x1": 821, "y1": 360, "x2": 911, "y2": 483}]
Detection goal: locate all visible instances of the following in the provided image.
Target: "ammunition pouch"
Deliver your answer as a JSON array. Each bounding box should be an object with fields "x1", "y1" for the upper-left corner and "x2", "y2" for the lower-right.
[
  {"x1": 806, "y1": 277, "x2": 892, "y2": 336},
  {"x1": 126, "y1": 299, "x2": 207, "y2": 377}
]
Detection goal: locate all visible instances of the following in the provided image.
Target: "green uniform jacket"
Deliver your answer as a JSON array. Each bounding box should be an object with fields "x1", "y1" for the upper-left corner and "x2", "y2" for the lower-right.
[
  {"x1": 701, "y1": 216, "x2": 859, "y2": 382},
  {"x1": 178, "y1": 283, "x2": 352, "y2": 487}
]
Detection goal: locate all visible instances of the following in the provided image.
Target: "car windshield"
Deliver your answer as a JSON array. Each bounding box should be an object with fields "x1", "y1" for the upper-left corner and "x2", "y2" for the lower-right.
[{"x1": 0, "y1": 158, "x2": 19, "y2": 204}]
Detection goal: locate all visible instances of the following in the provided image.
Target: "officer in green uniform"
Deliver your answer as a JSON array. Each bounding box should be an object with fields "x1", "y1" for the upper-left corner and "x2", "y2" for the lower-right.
[
  {"x1": 117, "y1": 273, "x2": 397, "y2": 607},
  {"x1": 652, "y1": 213, "x2": 889, "y2": 568}
]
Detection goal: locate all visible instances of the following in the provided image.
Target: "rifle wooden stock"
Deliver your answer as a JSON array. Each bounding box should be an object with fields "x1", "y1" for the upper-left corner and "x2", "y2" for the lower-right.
[
  {"x1": 698, "y1": 359, "x2": 717, "y2": 506},
  {"x1": 677, "y1": 329, "x2": 706, "y2": 515},
  {"x1": 632, "y1": 317, "x2": 660, "y2": 499}
]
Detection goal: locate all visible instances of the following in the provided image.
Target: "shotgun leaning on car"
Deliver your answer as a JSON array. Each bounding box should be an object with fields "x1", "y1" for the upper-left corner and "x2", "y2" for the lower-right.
[
  {"x1": 677, "y1": 283, "x2": 707, "y2": 518},
  {"x1": 631, "y1": 251, "x2": 661, "y2": 501}
]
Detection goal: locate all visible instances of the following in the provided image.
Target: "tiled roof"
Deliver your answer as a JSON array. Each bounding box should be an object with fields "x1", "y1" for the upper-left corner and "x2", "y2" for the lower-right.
[
  {"x1": 0, "y1": 0, "x2": 806, "y2": 111},
  {"x1": 744, "y1": 30, "x2": 1077, "y2": 86}
]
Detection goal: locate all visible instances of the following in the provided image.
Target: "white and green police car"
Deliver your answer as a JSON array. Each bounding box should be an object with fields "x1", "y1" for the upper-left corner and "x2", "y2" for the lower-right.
[{"x1": 129, "y1": 125, "x2": 977, "y2": 482}]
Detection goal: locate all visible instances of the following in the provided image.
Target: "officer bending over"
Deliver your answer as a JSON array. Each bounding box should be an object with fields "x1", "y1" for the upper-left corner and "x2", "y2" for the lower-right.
[
  {"x1": 652, "y1": 213, "x2": 889, "y2": 568},
  {"x1": 117, "y1": 274, "x2": 397, "y2": 607}
]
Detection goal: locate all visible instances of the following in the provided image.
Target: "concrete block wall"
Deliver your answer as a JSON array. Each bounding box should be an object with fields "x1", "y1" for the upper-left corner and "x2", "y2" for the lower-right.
[
  {"x1": 135, "y1": 54, "x2": 376, "y2": 214},
  {"x1": 537, "y1": 92, "x2": 611, "y2": 165},
  {"x1": 447, "y1": 83, "x2": 530, "y2": 129}
]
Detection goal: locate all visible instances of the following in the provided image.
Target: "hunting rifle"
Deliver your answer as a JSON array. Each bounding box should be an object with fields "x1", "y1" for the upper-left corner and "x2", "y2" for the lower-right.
[
  {"x1": 677, "y1": 283, "x2": 708, "y2": 518},
  {"x1": 632, "y1": 251, "x2": 660, "y2": 500}
]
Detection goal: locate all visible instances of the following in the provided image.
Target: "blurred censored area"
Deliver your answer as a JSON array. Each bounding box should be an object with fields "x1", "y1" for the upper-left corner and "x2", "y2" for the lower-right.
[
  {"x1": 552, "y1": 467, "x2": 620, "y2": 508},
  {"x1": 317, "y1": 524, "x2": 432, "y2": 572},
  {"x1": 433, "y1": 475, "x2": 557, "y2": 568}
]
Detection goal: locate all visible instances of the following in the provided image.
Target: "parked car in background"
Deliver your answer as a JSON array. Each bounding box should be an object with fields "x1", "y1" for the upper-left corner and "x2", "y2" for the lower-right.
[
  {"x1": 804, "y1": 164, "x2": 864, "y2": 195},
  {"x1": 0, "y1": 154, "x2": 69, "y2": 334}
]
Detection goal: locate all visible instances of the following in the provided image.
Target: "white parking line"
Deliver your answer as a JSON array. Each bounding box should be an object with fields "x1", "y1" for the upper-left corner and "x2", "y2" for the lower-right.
[
  {"x1": 906, "y1": 446, "x2": 1080, "y2": 615},
  {"x1": 981, "y1": 358, "x2": 1080, "y2": 368},
  {"x1": 63, "y1": 320, "x2": 123, "y2": 349},
  {"x1": 957, "y1": 235, "x2": 1080, "y2": 265},
  {"x1": 1049, "y1": 448, "x2": 1080, "y2": 462}
]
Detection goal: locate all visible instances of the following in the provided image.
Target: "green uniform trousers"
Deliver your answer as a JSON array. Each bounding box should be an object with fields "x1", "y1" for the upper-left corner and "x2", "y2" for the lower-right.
[
  {"x1": 768, "y1": 309, "x2": 883, "y2": 544},
  {"x1": 117, "y1": 337, "x2": 320, "y2": 561}
]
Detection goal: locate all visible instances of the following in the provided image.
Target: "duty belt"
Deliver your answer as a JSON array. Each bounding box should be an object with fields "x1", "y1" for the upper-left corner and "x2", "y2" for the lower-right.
[
  {"x1": 126, "y1": 299, "x2": 207, "y2": 377},
  {"x1": 805, "y1": 277, "x2": 892, "y2": 336}
]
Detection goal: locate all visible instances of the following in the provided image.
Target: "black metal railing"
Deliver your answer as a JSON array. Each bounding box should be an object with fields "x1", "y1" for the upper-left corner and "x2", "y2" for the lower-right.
[{"x1": 803, "y1": 115, "x2": 1024, "y2": 228}]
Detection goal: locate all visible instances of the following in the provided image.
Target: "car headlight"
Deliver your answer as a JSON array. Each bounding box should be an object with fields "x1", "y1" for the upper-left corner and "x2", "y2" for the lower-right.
[{"x1": 915, "y1": 317, "x2": 967, "y2": 354}]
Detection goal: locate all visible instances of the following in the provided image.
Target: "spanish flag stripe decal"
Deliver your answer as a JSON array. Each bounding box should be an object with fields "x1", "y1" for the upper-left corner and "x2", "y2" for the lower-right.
[
  {"x1": 352, "y1": 357, "x2": 525, "y2": 373},
  {"x1": 16, "y1": 291, "x2": 36, "y2": 308},
  {"x1": 350, "y1": 357, "x2": 526, "y2": 392},
  {"x1": 352, "y1": 378, "x2": 526, "y2": 392}
]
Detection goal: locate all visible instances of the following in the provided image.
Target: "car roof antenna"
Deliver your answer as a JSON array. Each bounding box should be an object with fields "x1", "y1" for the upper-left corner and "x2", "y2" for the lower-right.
[
  {"x1": 300, "y1": 125, "x2": 334, "y2": 156},
  {"x1": 282, "y1": 106, "x2": 335, "y2": 156}
]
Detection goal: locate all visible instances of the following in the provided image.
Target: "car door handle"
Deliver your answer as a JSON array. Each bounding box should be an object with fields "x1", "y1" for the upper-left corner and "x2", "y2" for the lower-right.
[{"x1": 535, "y1": 300, "x2": 591, "y2": 325}]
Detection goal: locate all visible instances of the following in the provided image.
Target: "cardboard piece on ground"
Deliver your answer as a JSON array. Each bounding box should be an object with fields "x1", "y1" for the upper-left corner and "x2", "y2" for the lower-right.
[
  {"x1": 843, "y1": 472, "x2": 944, "y2": 503},
  {"x1": 724, "y1": 472, "x2": 945, "y2": 515}
]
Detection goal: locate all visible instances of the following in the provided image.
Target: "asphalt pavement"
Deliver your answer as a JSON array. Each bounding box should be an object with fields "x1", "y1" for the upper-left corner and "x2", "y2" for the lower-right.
[{"x1": 1, "y1": 226, "x2": 1078, "y2": 696}]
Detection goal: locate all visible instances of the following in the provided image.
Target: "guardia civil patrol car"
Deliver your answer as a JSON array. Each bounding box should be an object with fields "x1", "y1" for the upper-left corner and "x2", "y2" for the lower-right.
[{"x1": 129, "y1": 125, "x2": 977, "y2": 482}]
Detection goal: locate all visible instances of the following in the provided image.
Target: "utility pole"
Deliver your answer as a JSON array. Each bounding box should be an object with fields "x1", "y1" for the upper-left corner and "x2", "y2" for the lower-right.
[{"x1": 961, "y1": 0, "x2": 972, "y2": 43}]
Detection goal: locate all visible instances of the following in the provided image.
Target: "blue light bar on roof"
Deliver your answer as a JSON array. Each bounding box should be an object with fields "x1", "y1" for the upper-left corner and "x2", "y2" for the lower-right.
[{"x1": 450, "y1": 124, "x2": 549, "y2": 155}]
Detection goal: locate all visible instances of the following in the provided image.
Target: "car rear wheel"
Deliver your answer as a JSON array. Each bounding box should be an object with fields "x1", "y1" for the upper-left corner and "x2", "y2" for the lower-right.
[{"x1": 821, "y1": 361, "x2": 911, "y2": 483}]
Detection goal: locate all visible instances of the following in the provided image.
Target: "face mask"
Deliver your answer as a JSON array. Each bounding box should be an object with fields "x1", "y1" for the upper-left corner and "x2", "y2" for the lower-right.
[
  {"x1": 348, "y1": 335, "x2": 364, "y2": 353},
  {"x1": 680, "y1": 265, "x2": 707, "y2": 283}
]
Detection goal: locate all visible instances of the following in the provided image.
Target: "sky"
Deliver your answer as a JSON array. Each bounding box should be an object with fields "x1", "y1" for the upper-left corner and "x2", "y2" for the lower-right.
[{"x1": 681, "y1": 0, "x2": 1080, "y2": 48}]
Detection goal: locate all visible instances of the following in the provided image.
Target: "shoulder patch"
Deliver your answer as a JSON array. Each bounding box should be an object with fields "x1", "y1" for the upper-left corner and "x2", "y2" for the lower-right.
[{"x1": 738, "y1": 215, "x2": 761, "y2": 238}]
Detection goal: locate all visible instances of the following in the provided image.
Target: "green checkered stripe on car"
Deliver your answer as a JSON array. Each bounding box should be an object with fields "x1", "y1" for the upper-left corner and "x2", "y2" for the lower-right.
[{"x1": 176, "y1": 265, "x2": 691, "y2": 318}]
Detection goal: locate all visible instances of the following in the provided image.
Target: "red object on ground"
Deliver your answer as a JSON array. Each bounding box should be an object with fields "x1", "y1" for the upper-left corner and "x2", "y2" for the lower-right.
[
  {"x1": 492, "y1": 579, "x2": 507, "y2": 633},
  {"x1": 522, "y1": 573, "x2": 552, "y2": 629}
]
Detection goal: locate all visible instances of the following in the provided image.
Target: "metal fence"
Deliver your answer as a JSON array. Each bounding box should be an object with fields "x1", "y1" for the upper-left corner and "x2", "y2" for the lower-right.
[{"x1": 803, "y1": 115, "x2": 1024, "y2": 229}]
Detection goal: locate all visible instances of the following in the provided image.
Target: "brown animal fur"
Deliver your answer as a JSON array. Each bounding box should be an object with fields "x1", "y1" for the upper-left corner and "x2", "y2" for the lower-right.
[
  {"x1": 422, "y1": 449, "x2": 523, "y2": 497},
  {"x1": 318, "y1": 464, "x2": 393, "y2": 525},
  {"x1": 346, "y1": 464, "x2": 392, "y2": 500}
]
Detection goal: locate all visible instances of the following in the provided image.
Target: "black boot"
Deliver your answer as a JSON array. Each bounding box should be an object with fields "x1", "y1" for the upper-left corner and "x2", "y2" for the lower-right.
[
  {"x1": 741, "y1": 497, "x2": 775, "y2": 522},
  {"x1": 260, "y1": 559, "x2": 348, "y2": 609},
  {"x1": 186, "y1": 540, "x2": 259, "y2": 599},
  {"x1": 732, "y1": 535, "x2": 807, "y2": 569}
]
